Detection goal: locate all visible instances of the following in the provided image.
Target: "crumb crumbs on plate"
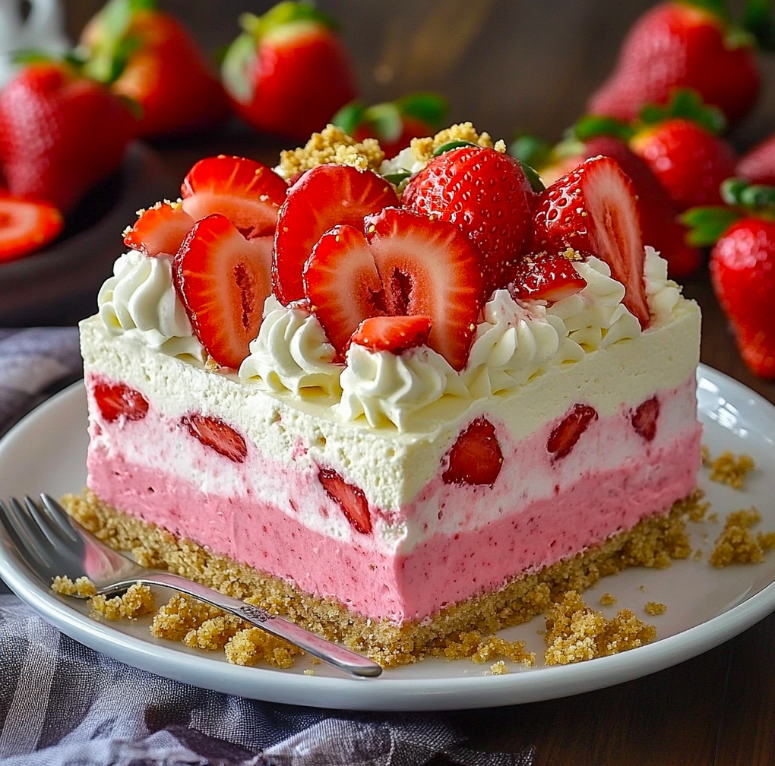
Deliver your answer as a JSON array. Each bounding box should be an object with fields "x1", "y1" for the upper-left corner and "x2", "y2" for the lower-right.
[
  {"x1": 489, "y1": 661, "x2": 508, "y2": 676},
  {"x1": 441, "y1": 631, "x2": 536, "y2": 667},
  {"x1": 644, "y1": 602, "x2": 667, "y2": 616},
  {"x1": 599, "y1": 593, "x2": 617, "y2": 606},
  {"x1": 51, "y1": 575, "x2": 97, "y2": 598},
  {"x1": 707, "y1": 450, "x2": 756, "y2": 489},
  {"x1": 709, "y1": 507, "x2": 775, "y2": 567},
  {"x1": 304, "y1": 669, "x2": 315, "y2": 676}
]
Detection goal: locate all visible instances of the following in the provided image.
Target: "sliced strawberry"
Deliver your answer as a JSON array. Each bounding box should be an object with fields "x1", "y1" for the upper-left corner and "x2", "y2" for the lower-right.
[
  {"x1": 182, "y1": 414, "x2": 247, "y2": 463},
  {"x1": 531, "y1": 156, "x2": 650, "y2": 328},
  {"x1": 351, "y1": 315, "x2": 432, "y2": 354},
  {"x1": 631, "y1": 396, "x2": 660, "y2": 442},
  {"x1": 364, "y1": 207, "x2": 483, "y2": 371},
  {"x1": 509, "y1": 251, "x2": 588, "y2": 302},
  {"x1": 318, "y1": 468, "x2": 371, "y2": 534},
  {"x1": 173, "y1": 214, "x2": 273, "y2": 369},
  {"x1": 180, "y1": 155, "x2": 288, "y2": 238},
  {"x1": 93, "y1": 382, "x2": 149, "y2": 424},
  {"x1": 0, "y1": 196, "x2": 62, "y2": 263},
  {"x1": 302, "y1": 224, "x2": 384, "y2": 358},
  {"x1": 273, "y1": 164, "x2": 399, "y2": 305},
  {"x1": 123, "y1": 201, "x2": 194, "y2": 257},
  {"x1": 547, "y1": 404, "x2": 598, "y2": 460},
  {"x1": 442, "y1": 418, "x2": 503, "y2": 486},
  {"x1": 402, "y1": 146, "x2": 535, "y2": 296}
]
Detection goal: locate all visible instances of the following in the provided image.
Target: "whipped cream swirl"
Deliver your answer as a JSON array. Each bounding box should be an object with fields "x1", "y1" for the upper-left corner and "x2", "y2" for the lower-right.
[
  {"x1": 338, "y1": 344, "x2": 468, "y2": 431},
  {"x1": 644, "y1": 246, "x2": 682, "y2": 323},
  {"x1": 98, "y1": 251, "x2": 205, "y2": 361},
  {"x1": 239, "y1": 297, "x2": 342, "y2": 396},
  {"x1": 379, "y1": 146, "x2": 429, "y2": 177}
]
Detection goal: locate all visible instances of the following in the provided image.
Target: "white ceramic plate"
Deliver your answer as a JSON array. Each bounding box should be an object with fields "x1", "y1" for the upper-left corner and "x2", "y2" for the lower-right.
[{"x1": 1, "y1": 366, "x2": 774, "y2": 711}]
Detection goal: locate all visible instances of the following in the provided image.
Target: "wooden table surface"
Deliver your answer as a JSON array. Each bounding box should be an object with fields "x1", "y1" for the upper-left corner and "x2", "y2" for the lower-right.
[{"x1": 17, "y1": 1, "x2": 774, "y2": 762}]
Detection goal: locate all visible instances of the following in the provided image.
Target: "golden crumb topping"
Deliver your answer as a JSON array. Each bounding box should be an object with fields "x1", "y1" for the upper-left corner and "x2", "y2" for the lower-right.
[
  {"x1": 410, "y1": 122, "x2": 497, "y2": 164},
  {"x1": 707, "y1": 450, "x2": 755, "y2": 489},
  {"x1": 599, "y1": 593, "x2": 617, "y2": 606},
  {"x1": 441, "y1": 629, "x2": 535, "y2": 666},
  {"x1": 91, "y1": 584, "x2": 155, "y2": 620},
  {"x1": 709, "y1": 507, "x2": 775, "y2": 567},
  {"x1": 489, "y1": 661, "x2": 508, "y2": 675},
  {"x1": 277, "y1": 125, "x2": 384, "y2": 178},
  {"x1": 544, "y1": 591, "x2": 656, "y2": 666},
  {"x1": 644, "y1": 601, "x2": 667, "y2": 616},
  {"x1": 51, "y1": 575, "x2": 97, "y2": 598}
]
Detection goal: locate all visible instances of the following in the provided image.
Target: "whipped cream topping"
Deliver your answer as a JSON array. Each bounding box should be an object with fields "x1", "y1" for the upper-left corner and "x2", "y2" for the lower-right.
[
  {"x1": 98, "y1": 251, "x2": 205, "y2": 361},
  {"x1": 644, "y1": 246, "x2": 682, "y2": 323},
  {"x1": 338, "y1": 343, "x2": 468, "y2": 430},
  {"x1": 379, "y1": 146, "x2": 429, "y2": 177},
  {"x1": 239, "y1": 296, "x2": 342, "y2": 396}
]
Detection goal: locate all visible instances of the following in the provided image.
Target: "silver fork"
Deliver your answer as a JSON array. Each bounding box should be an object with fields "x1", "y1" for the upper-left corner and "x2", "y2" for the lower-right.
[{"x1": 0, "y1": 494, "x2": 382, "y2": 678}]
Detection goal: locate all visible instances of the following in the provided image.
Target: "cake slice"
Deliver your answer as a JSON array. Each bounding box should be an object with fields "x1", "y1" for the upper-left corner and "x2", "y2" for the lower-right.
[{"x1": 67, "y1": 125, "x2": 702, "y2": 667}]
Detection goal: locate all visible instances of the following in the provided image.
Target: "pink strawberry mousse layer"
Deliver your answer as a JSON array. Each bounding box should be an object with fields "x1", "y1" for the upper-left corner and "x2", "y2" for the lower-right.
[{"x1": 85, "y1": 374, "x2": 701, "y2": 624}]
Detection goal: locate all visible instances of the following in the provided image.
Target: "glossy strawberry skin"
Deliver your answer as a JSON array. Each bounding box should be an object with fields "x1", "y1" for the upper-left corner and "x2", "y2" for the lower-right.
[
  {"x1": 318, "y1": 468, "x2": 371, "y2": 534},
  {"x1": 0, "y1": 63, "x2": 135, "y2": 213},
  {"x1": 509, "y1": 252, "x2": 587, "y2": 302},
  {"x1": 736, "y1": 135, "x2": 775, "y2": 186},
  {"x1": 351, "y1": 315, "x2": 432, "y2": 354},
  {"x1": 710, "y1": 219, "x2": 775, "y2": 379},
  {"x1": 588, "y1": 3, "x2": 760, "y2": 127},
  {"x1": 402, "y1": 146, "x2": 535, "y2": 296},
  {"x1": 442, "y1": 418, "x2": 503, "y2": 486},
  {"x1": 0, "y1": 196, "x2": 63, "y2": 263},
  {"x1": 182, "y1": 414, "x2": 248, "y2": 463},
  {"x1": 547, "y1": 404, "x2": 599, "y2": 460},
  {"x1": 93, "y1": 382, "x2": 149, "y2": 424},
  {"x1": 123, "y1": 202, "x2": 194, "y2": 257}
]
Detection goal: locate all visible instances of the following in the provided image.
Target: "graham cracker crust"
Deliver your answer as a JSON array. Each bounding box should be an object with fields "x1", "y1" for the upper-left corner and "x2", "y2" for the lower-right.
[{"x1": 60, "y1": 489, "x2": 699, "y2": 668}]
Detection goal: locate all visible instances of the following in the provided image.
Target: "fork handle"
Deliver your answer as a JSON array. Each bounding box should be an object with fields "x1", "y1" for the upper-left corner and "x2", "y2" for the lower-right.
[{"x1": 124, "y1": 572, "x2": 382, "y2": 678}]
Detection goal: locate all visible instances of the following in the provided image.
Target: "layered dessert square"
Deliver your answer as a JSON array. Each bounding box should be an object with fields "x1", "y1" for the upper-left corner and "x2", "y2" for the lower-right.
[{"x1": 67, "y1": 124, "x2": 702, "y2": 666}]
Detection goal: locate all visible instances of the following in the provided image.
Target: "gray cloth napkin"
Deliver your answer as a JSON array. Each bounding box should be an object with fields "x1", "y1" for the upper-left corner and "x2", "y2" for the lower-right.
[{"x1": 0, "y1": 328, "x2": 535, "y2": 766}]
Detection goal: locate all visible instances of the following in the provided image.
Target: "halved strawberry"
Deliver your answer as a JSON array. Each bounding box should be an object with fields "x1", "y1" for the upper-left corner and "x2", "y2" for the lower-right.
[
  {"x1": 402, "y1": 146, "x2": 535, "y2": 296},
  {"x1": 173, "y1": 214, "x2": 272, "y2": 369},
  {"x1": 509, "y1": 251, "x2": 588, "y2": 302},
  {"x1": 318, "y1": 468, "x2": 371, "y2": 534},
  {"x1": 180, "y1": 155, "x2": 288, "y2": 238},
  {"x1": 631, "y1": 396, "x2": 660, "y2": 442},
  {"x1": 0, "y1": 196, "x2": 63, "y2": 263},
  {"x1": 182, "y1": 414, "x2": 247, "y2": 463},
  {"x1": 273, "y1": 164, "x2": 399, "y2": 305},
  {"x1": 364, "y1": 207, "x2": 483, "y2": 371},
  {"x1": 351, "y1": 315, "x2": 432, "y2": 354},
  {"x1": 302, "y1": 224, "x2": 384, "y2": 358},
  {"x1": 93, "y1": 382, "x2": 149, "y2": 424},
  {"x1": 547, "y1": 404, "x2": 598, "y2": 460},
  {"x1": 531, "y1": 156, "x2": 650, "y2": 328},
  {"x1": 442, "y1": 418, "x2": 503, "y2": 486},
  {"x1": 123, "y1": 201, "x2": 194, "y2": 257}
]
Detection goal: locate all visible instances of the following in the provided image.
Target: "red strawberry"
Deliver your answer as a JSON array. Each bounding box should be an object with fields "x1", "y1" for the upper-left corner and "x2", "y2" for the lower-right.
[
  {"x1": 547, "y1": 404, "x2": 598, "y2": 460},
  {"x1": 0, "y1": 62, "x2": 135, "y2": 213},
  {"x1": 509, "y1": 251, "x2": 588, "y2": 302},
  {"x1": 736, "y1": 135, "x2": 775, "y2": 185},
  {"x1": 273, "y1": 164, "x2": 398, "y2": 305},
  {"x1": 351, "y1": 315, "x2": 432, "y2": 354},
  {"x1": 93, "y1": 382, "x2": 149, "y2": 423},
  {"x1": 587, "y1": 2, "x2": 760, "y2": 127},
  {"x1": 403, "y1": 146, "x2": 534, "y2": 296},
  {"x1": 531, "y1": 156, "x2": 650, "y2": 327},
  {"x1": 632, "y1": 396, "x2": 660, "y2": 441},
  {"x1": 442, "y1": 418, "x2": 503, "y2": 486},
  {"x1": 221, "y1": 2, "x2": 357, "y2": 140},
  {"x1": 182, "y1": 414, "x2": 247, "y2": 463},
  {"x1": 333, "y1": 93, "x2": 447, "y2": 159},
  {"x1": 710, "y1": 218, "x2": 775, "y2": 379},
  {"x1": 181, "y1": 155, "x2": 288, "y2": 239},
  {"x1": 0, "y1": 196, "x2": 63, "y2": 263},
  {"x1": 318, "y1": 468, "x2": 371, "y2": 534},
  {"x1": 303, "y1": 225, "x2": 384, "y2": 358},
  {"x1": 123, "y1": 201, "x2": 194, "y2": 257},
  {"x1": 630, "y1": 119, "x2": 736, "y2": 210},
  {"x1": 364, "y1": 207, "x2": 484, "y2": 371},
  {"x1": 80, "y1": 0, "x2": 228, "y2": 138},
  {"x1": 173, "y1": 214, "x2": 273, "y2": 369}
]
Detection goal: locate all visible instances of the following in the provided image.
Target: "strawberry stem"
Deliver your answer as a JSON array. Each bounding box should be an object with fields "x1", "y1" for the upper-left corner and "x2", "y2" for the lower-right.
[
  {"x1": 509, "y1": 134, "x2": 553, "y2": 169},
  {"x1": 240, "y1": 2, "x2": 337, "y2": 39},
  {"x1": 396, "y1": 93, "x2": 448, "y2": 129},
  {"x1": 332, "y1": 101, "x2": 366, "y2": 136},
  {"x1": 681, "y1": 206, "x2": 742, "y2": 246},
  {"x1": 432, "y1": 140, "x2": 479, "y2": 156},
  {"x1": 638, "y1": 88, "x2": 727, "y2": 134},
  {"x1": 742, "y1": 0, "x2": 775, "y2": 49},
  {"x1": 572, "y1": 115, "x2": 634, "y2": 142},
  {"x1": 682, "y1": 0, "x2": 731, "y2": 23}
]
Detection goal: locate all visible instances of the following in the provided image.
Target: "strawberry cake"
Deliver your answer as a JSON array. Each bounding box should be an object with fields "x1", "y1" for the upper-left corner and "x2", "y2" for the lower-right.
[{"x1": 66, "y1": 125, "x2": 702, "y2": 666}]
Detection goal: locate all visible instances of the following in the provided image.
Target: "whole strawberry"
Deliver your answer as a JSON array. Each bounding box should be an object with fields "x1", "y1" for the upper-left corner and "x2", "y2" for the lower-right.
[
  {"x1": 588, "y1": 1, "x2": 761, "y2": 126},
  {"x1": 0, "y1": 62, "x2": 135, "y2": 213},
  {"x1": 222, "y1": 2, "x2": 357, "y2": 140},
  {"x1": 80, "y1": 0, "x2": 229, "y2": 138}
]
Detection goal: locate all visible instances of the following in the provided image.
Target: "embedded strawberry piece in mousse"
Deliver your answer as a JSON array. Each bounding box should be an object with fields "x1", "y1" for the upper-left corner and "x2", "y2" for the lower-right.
[
  {"x1": 174, "y1": 213, "x2": 273, "y2": 369},
  {"x1": 364, "y1": 207, "x2": 483, "y2": 371},
  {"x1": 318, "y1": 468, "x2": 372, "y2": 534},
  {"x1": 273, "y1": 164, "x2": 398, "y2": 305},
  {"x1": 531, "y1": 156, "x2": 650, "y2": 328},
  {"x1": 442, "y1": 418, "x2": 503, "y2": 486},
  {"x1": 93, "y1": 382, "x2": 149, "y2": 423},
  {"x1": 303, "y1": 224, "x2": 384, "y2": 359},
  {"x1": 402, "y1": 145, "x2": 535, "y2": 295},
  {"x1": 631, "y1": 396, "x2": 660, "y2": 442},
  {"x1": 123, "y1": 201, "x2": 194, "y2": 257},
  {"x1": 547, "y1": 404, "x2": 598, "y2": 460},
  {"x1": 509, "y1": 251, "x2": 588, "y2": 302},
  {"x1": 181, "y1": 155, "x2": 288, "y2": 238},
  {"x1": 182, "y1": 414, "x2": 247, "y2": 463},
  {"x1": 351, "y1": 315, "x2": 432, "y2": 354}
]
